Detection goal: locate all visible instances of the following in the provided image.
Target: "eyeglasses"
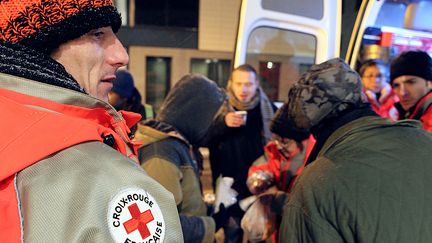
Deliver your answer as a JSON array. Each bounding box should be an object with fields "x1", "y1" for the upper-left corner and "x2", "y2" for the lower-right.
[{"x1": 362, "y1": 74, "x2": 385, "y2": 79}]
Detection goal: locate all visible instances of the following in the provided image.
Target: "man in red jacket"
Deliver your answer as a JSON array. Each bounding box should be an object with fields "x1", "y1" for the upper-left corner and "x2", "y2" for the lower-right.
[
  {"x1": 390, "y1": 51, "x2": 432, "y2": 131},
  {"x1": 0, "y1": 1, "x2": 182, "y2": 242}
]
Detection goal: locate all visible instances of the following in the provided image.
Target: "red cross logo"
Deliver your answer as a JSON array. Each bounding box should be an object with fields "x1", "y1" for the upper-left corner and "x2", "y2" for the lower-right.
[{"x1": 123, "y1": 203, "x2": 154, "y2": 239}]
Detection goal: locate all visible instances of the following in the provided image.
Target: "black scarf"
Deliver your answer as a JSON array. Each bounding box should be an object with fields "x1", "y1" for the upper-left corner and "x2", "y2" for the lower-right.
[
  {"x1": 306, "y1": 104, "x2": 378, "y2": 165},
  {"x1": 0, "y1": 42, "x2": 85, "y2": 93}
]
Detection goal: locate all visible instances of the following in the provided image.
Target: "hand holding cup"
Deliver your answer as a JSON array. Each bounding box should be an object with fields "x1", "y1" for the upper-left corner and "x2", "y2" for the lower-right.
[{"x1": 225, "y1": 111, "x2": 247, "y2": 127}]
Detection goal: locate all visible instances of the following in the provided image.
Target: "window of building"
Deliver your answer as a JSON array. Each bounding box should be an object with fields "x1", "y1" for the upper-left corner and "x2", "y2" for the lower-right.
[
  {"x1": 190, "y1": 58, "x2": 231, "y2": 88},
  {"x1": 135, "y1": 0, "x2": 198, "y2": 28},
  {"x1": 146, "y1": 57, "x2": 171, "y2": 112}
]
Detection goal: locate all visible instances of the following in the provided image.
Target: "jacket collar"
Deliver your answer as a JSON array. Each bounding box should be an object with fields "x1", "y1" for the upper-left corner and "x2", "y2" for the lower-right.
[
  {"x1": 0, "y1": 72, "x2": 142, "y2": 159},
  {"x1": 135, "y1": 121, "x2": 190, "y2": 148},
  {"x1": 0, "y1": 72, "x2": 122, "y2": 120},
  {"x1": 395, "y1": 90, "x2": 432, "y2": 119},
  {"x1": 318, "y1": 116, "x2": 422, "y2": 158}
]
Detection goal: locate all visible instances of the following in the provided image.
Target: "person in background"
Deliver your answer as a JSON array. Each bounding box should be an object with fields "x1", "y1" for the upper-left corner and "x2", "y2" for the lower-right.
[
  {"x1": 109, "y1": 69, "x2": 154, "y2": 133},
  {"x1": 204, "y1": 64, "x2": 276, "y2": 243},
  {"x1": 135, "y1": 74, "x2": 229, "y2": 243},
  {"x1": 245, "y1": 106, "x2": 312, "y2": 242},
  {"x1": 247, "y1": 106, "x2": 312, "y2": 196},
  {"x1": 0, "y1": 1, "x2": 182, "y2": 242},
  {"x1": 390, "y1": 50, "x2": 432, "y2": 131},
  {"x1": 358, "y1": 59, "x2": 398, "y2": 120},
  {"x1": 277, "y1": 58, "x2": 432, "y2": 242},
  {"x1": 109, "y1": 69, "x2": 154, "y2": 121}
]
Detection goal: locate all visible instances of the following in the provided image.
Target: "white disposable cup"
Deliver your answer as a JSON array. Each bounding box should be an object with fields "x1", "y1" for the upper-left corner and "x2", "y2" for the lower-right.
[{"x1": 235, "y1": 111, "x2": 247, "y2": 124}]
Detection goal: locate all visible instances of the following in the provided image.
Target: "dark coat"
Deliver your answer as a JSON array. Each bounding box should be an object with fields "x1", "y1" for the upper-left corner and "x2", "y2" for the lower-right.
[
  {"x1": 280, "y1": 116, "x2": 432, "y2": 242},
  {"x1": 137, "y1": 74, "x2": 226, "y2": 243},
  {"x1": 206, "y1": 102, "x2": 275, "y2": 208}
]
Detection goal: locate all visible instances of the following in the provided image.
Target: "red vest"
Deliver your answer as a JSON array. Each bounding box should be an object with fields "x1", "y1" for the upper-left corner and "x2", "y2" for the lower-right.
[{"x1": 0, "y1": 88, "x2": 142, "y2": 242}]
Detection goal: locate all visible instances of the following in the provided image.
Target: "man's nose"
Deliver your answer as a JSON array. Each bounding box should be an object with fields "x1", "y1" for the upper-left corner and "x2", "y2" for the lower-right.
[
  {"x1": 108, "y1": 36, "x2": 129, "y2": 67},
  {"x1": 399, "y1": 84, "x2": 408, "y2": 96}
]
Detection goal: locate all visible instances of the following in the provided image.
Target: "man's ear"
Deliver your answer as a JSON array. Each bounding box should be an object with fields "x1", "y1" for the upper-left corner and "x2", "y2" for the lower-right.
[{"x1": 427, "y1": 80, "x2": 432, "y2": 89}]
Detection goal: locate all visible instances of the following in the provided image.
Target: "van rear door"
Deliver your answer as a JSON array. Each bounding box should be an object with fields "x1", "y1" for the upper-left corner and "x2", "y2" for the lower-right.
[{"x1": 233, "y1": 0, "x2": 342, "y2": 101}]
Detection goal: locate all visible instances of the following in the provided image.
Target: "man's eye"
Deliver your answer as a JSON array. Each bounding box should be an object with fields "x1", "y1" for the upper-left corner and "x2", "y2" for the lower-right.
[{"x1": 93, "y1": 31, "x2": 104, "y2": 38}]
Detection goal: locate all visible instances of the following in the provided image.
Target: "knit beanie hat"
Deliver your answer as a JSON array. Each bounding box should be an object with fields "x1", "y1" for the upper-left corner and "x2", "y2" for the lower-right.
[
  {"x1": 270, "y1": 104, "x2": 310, "y2": 142},
  {"x1": 390, "y1": 51, "x2": 432, "y2": 83},
  {"x1": 0, "y1": 0, "x2": 121, "y2": 54},
  {"x1": 286, "y1": 58, "x2": 363, "y2": 129},
  {"x1": 112, "y1": 70, "x2": 135, "y2": 99}
]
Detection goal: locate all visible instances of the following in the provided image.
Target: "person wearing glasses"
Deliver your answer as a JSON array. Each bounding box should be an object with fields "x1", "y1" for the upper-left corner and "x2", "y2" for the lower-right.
[{"x1": 358, "y1": 59, "x2": 398, "y2": 120}]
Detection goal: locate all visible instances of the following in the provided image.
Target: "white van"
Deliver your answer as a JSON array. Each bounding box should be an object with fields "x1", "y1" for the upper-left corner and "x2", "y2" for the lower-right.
[{"x1": 234, "y1": 0, "x2": 432, "y2": 102}]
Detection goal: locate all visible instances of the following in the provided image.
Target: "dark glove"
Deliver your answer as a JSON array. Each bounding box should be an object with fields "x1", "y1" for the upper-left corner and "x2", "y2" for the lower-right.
[
  {"x1": 259, "y1": 190, "x2": 288, "y2": 215},
  {"x1": 212, "y1": 204, "x2": 229, "y2": 231}
]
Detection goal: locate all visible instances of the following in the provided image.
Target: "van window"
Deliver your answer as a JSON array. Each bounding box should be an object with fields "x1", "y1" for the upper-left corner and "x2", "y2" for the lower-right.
[
  {"x1": 262, "y1": 0, "x2": 323, "y2": 20},
  {"x1": 375, "y1": 1, "x2": 406, "y2": 28},
  {"x1": 355, "y1": 0, "x2": 432, "y2": 72},
  {"x1": 245, "y1": 27, "x2": 316, "y2": 101}
]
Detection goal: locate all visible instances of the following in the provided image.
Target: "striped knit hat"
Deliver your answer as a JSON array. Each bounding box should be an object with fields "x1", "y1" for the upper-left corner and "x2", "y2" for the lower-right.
[{"x1": 0, "y1": 0, "x2": 121, "y2": 54}]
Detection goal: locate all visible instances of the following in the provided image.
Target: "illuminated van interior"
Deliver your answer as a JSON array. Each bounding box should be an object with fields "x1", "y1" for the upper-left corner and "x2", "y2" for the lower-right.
[
  {"x1": 241, "y1": 0, "x2": 432, "y2": 102},
  {"x1": 353, "y1": 0, "x2": 432, "y2": 74}
]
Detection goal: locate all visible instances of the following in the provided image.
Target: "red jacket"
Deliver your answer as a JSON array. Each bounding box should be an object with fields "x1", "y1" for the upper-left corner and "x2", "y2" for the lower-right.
[
  {"x1": 408, "y1": 91, "x2": 432, "y2": 132},
  {"x1": 363, "y1": 88, "x2": 398, "y2": 121},
  {"x1": 0, "y1": 88, "x2": 142, "y2": 242},
  {"x1": 247, "y1": 137, "x2": 314, "y2": 243},
  {"x1": 248, "y1": 136, "x2": 315, "y2": 193}
]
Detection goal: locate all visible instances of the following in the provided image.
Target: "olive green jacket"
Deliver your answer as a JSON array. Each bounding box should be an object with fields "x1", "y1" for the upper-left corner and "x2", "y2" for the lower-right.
[{"x1": 280, "y1": 116, "x2": 432, "y2": 243}]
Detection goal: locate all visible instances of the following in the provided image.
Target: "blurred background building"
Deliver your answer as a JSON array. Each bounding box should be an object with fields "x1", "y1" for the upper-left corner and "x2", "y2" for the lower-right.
[
  {"x1": 114, "y1": 0, "x2": 365, "y2": 112},
  {"x1": 114, "y1": 0, "x2": 240, "y2": 111}
]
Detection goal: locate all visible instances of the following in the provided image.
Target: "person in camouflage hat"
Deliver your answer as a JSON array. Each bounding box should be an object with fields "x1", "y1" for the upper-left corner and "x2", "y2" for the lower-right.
[
  {"x1": 286, "y1": 58, "x2": 363, "y2": 129},
  {"x1": 277, "y1": 58, "x2": 432, "y2": 243}
]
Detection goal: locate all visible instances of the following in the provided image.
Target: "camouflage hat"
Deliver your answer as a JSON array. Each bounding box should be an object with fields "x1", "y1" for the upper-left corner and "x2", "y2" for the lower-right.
[{"x1": 287, "y1": 58, "x2": 363, "y2": 129}]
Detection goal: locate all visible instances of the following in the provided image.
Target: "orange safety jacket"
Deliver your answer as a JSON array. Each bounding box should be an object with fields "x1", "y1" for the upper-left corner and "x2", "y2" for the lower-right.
[{"x1": 0, "y1": 88, "x2": 143, "y2": 242}]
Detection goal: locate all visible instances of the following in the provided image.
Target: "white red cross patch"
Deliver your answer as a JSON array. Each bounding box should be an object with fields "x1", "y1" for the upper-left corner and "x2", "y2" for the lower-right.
[{"x1": 108, "y1": 187, "x2": 166, "y2": 243}]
